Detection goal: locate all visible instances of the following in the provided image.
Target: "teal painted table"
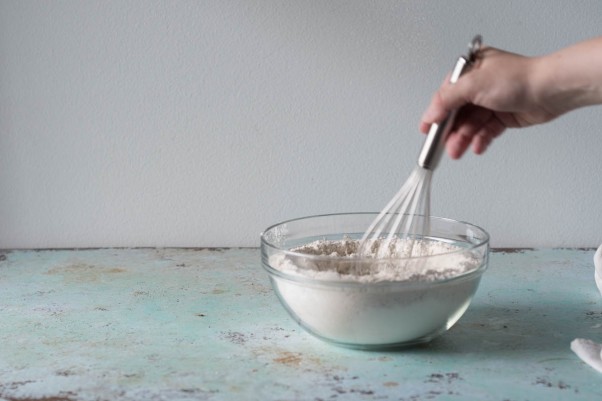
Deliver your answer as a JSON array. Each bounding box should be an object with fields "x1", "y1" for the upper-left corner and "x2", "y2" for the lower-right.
[{"x1": 1, "y1": 248, "x2": 601, "y2": 400}]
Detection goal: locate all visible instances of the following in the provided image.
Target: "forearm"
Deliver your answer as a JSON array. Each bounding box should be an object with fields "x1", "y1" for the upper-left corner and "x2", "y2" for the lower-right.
[{"x1": 533, "y1": 37, "x2": 602, "y2": 115}]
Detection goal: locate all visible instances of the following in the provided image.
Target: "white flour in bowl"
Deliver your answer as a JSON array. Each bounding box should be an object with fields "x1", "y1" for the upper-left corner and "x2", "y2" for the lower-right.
[
  {"x1": 272, "y1": 237, "x2": 480, "y2": 283},
  {"x1": 268, "y1": 237, "x2": 485, "y2": 347}
]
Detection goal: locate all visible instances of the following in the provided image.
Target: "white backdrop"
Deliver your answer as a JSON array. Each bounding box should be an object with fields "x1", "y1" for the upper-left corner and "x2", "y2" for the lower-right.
[{"x1": 1, "y1": 0, "x2": 602, "y2": 248}]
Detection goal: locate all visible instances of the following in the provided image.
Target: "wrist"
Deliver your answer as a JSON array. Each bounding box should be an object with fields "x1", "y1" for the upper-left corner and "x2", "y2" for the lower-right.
[{"x1": 532, "y1": 45, "x2": 602, "y2": 115}]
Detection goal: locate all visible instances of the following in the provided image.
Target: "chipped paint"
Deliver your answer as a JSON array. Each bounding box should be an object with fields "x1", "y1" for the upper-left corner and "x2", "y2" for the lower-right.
[
  {"x1": 0, "y1": 248, "x2": 600, "y2": 400},
  {"x1": 272, "y1": 352, "x2": 303, "y2": 366},
  {"x1": 491, "y1": 247, "x2": 535, "y2": 253}
]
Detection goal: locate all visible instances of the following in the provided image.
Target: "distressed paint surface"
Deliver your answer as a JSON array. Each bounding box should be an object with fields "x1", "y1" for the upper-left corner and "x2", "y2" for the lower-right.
[{"x1": 0, "y1": 248, "x2": 602, "y2": 400}]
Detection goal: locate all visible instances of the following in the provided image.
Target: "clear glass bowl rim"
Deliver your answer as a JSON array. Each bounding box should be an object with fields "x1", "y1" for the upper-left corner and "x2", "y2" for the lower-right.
[{"x1": 260, "y1": 212, "x2": 490, "y2": 287}]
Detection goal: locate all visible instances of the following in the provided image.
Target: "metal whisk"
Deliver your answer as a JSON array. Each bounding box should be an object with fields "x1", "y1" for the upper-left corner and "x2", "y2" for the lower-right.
[{"x1": 358, "y1": 35, "x2": 483, "y2": 258}]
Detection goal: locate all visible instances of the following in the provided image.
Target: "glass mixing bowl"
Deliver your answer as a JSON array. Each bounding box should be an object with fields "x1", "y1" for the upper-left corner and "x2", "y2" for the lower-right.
[{"x1": 260, "y1": 213, "x2": 489, "y2": 349}]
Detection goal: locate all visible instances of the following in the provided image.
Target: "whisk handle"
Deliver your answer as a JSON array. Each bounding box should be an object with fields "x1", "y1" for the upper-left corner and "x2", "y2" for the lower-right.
[{"x1": 418, "y1": 35, "x2": 482, "y2": 170}]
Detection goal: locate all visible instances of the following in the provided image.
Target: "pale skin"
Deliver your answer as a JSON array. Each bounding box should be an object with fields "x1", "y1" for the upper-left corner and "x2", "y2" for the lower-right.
[{"x1": 420, "y1": 37, "x2": 602, "y2": 159}]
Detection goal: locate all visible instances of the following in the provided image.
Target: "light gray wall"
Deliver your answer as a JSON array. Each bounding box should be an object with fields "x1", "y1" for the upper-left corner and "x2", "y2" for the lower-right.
[{"x1": 1, "y1": 0, "x2": 601, "y2": 248}]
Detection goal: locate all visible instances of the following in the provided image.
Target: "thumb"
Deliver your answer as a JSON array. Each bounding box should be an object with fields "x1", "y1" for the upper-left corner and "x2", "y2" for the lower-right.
[{"x1": 420, "y1": 75, "x2": 475, "y2": 132}]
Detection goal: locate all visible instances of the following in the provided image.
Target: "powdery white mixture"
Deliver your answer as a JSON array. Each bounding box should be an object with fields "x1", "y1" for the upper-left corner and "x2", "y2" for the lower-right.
[
  {"x1": 269, "y1": 237, "x2": 484, "y2": 346},
  {"x1": 272, "y1": 237, "x2": 479, "y2": 283}
]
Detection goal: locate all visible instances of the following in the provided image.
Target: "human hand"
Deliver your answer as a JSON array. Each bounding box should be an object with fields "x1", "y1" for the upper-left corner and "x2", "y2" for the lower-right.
[{"x1": 419, "y1": 47, "x2": 558, "y2": 159}]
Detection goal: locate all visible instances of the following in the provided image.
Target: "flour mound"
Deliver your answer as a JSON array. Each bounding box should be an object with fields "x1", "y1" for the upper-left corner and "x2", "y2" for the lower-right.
[{"x1": 272, "y1": 238, "x2": 480, "y2": 283}]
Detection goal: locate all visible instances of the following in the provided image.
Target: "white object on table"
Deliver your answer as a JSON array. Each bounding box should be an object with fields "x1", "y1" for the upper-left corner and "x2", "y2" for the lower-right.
[
  {"x1": 595, "y1": 244, "x2": 602, "y2": 295},
  {"x1": 571, "y1": 244, "x2": 602, "y2": 373}
]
